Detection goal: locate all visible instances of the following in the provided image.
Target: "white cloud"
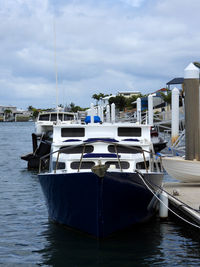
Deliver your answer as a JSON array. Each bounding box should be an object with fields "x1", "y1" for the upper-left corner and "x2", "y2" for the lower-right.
[
  {"x1": 120, "y1": 0, "x2": 145, "y2": 7},
  {"x1": 0, "y1": 0, "x2": 199, "y2": 108}
]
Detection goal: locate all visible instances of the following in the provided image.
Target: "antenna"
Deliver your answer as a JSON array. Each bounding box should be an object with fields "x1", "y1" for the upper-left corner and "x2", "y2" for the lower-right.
[{"x1": 53, "y1": 20, "x2": 59, "y2": 117}]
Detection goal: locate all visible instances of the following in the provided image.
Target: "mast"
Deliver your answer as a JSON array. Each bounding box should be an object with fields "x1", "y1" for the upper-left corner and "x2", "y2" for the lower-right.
[{"x1": 53, "y1": 20, "x2": 59, "y2": 121}]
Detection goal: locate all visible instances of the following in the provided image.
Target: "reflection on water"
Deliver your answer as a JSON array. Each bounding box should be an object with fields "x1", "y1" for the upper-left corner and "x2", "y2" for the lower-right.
[
  {"x1": 0, "y1": 122, "x2": 200, "y2": 266},
  {"x1": 37, "y1": 219, "x2": 200, "y2": 267}
]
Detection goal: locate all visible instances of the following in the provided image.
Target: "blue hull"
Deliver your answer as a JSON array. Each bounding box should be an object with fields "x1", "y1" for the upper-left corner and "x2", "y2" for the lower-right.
[{"x1": 38, "y1": 172, "x2": 160, "y2": 238}]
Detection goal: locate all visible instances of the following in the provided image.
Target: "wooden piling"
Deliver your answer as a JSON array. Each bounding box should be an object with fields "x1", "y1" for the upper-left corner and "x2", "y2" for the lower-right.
[{"x1": 184, "y1": 63, "x2": 200, "y2": 160}]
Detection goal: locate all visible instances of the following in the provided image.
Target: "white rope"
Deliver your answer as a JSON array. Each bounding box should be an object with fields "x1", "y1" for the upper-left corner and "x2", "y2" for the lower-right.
[{"x1": 136, "y1": 170, "x2": 200, "y2": 229}]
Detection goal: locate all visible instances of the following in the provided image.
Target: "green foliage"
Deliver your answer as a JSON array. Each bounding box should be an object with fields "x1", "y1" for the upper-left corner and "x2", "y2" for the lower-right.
[
  {"x1": 160, "y1": 91, "x2": 172, "y2": 105},
  {"x1": 126, "y1": 94, "x2": 142, "y2": 109},
  {"x1": 92, "y1": 93, "x2": 109, "y2": 105},
  {"x1": 4, "y1": 109, "x2": 12, "y2": 114},
  {"x1": 27, "y1": 105, "x2": 34, "y2": 111},
  {"x1": 108, "y1": 94, "x2": 143, "y2": 111},
  {"x1": 32, "y1": 109, "x2": 39, "y2": 118},
  {"x1": 109, "y1": 95, "x2": 127, "y2": 111},
  {"x1": 4, "y1": 109, "x2": 12, "y2": 119},
  {"x1": 67, "y1": 102, "x2": 86, "y2": 112}
]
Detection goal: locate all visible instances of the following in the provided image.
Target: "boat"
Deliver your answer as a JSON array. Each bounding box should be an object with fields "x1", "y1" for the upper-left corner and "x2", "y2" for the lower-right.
[
  {"x1": 162, "y1": 156, "x2": 200, "y2": 183},
  {"x1": 21, "y1": 108, "x2": 76, "y2": 169},
  {"x1": 38, "y1": 108, "x2": 164, "y2": 238},
  {"x1": 150, "y1": 127, "x2": 167, "y2": 153}
]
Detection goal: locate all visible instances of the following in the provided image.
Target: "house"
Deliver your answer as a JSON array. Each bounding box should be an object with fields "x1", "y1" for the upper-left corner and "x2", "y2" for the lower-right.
[
  {"x1": 101, "y1": 95, "x2": 116, "y2": 108},
  {"x1": 118, "y1": 91, "x2": 141, "y2": 98},
  {"x1": 166, "y1": 77, "x2": 184, "y2": 90},
  {"x1": 0, "y1": 105, "x2": 32, "y2": 121}
]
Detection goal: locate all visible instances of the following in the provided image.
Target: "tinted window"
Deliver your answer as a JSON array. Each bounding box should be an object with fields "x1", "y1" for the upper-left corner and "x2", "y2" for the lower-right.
[
  {"x1": 39, "y1": 114, "x2": 50, "y2": 121},
  {"x1": 71, "y1": 161, "x2": 95, "y2": 169},
  {"x1": 118, "y1": 127, "x2": 141, "y2": 137},
  {"x1": 60, "y1": 145, "x2": 93, "y2": 154},
  {"x1": 64, "y1": 114, "x2": 74, "y2": 121},
  {"x1": 105, "y1": 161, "x2": 130, "y2": 169},
  {"x1": 61, "y1": 128, "x2": 85, "y2": 137},
  {"x1": 108, "y1": 145, "x2": 142, "y2": 154},
  {"x1": 51, "y1": 114, "x2": 63, "y2": 121},
  {"x1": 53, "y1": 161, "x2": 65, "y2": 169}
]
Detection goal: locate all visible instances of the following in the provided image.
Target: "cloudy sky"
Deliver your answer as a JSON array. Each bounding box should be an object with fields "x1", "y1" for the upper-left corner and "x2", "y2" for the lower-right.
[{"x1": 0, "y1": 0, "x2": 199, "y2": 109}]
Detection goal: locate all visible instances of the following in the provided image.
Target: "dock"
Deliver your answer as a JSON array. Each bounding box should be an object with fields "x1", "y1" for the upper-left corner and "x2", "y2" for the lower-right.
[{"x1": 163, "y1": 182, "x2": 200, "y2": 226}]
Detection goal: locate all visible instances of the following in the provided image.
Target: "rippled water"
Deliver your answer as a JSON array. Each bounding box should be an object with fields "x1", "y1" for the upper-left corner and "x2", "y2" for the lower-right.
[{"x1": 0, "y1": 122, "x2": 200, "y2": 266}]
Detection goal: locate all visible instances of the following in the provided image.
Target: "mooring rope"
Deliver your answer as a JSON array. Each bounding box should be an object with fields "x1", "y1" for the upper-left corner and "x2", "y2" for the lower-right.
[{"x1": 135, "y1": 170, "x2": 200, "y2": 230}]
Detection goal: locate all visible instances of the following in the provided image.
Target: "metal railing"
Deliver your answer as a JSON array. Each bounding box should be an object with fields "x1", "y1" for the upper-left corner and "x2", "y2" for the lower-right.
[{"x1": 39, "y1": 140, "x2": 163, "y2": 174}]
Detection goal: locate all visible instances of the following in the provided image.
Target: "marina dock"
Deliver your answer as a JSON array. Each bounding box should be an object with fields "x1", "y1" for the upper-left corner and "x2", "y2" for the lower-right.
[{"x1": 163, "y1": 182, "x2": 200, "y2": 226}]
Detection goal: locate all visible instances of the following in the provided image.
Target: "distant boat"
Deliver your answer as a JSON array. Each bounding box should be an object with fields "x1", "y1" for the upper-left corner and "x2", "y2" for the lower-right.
[
  {"x1": 38, "y1": 115, "x2": 163, "y2": 238},
  {"x1": 162, "y1": 156, "x2": 200, "y2": 183},
  {"x1": 150, "y1": 127, "x2": 167, "y2": 153},
  {"x1": 21, "y1": 109, "x2": 75, "y2": 169}
]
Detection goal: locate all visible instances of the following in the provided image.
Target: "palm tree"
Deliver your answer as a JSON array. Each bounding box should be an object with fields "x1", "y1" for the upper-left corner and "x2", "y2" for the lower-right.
[
  {"x1": 4, "y1": 109, "x2": 12, "y2": 119},
  {"x1": 92, "y1": 94, "x2": 101, "y2": 105}
]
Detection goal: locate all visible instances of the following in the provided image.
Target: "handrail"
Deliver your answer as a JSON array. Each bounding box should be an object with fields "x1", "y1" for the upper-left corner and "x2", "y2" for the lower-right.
[
  {"x1": 38, "y1": 139, "x2": 163, "y2": 174},
  {"x1": 78, "y1": 144, "x2": 86, "y2": 172},
  {"x1": 114, "y1": 143, "x2": 122, "y2": 172}
]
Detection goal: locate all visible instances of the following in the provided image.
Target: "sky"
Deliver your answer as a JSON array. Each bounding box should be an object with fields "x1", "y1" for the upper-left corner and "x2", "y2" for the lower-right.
[{"x1": 0, "y1": 0, "x2": 200, "y2": 110}]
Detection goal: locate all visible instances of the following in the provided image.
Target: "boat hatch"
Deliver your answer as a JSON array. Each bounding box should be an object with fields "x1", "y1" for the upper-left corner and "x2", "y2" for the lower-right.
[
  {"x1": 118, "y1": 127, "x2": 141, "y2": 137},
  {"x1": 61, "y1": 128, "x2": 85, "y2": 137}
]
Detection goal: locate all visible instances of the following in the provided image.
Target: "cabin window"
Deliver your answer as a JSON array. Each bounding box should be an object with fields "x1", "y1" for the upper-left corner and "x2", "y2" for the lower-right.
[
  {"x1": 108, "y1": 145, "x2": 142, "y2": 154},
  {"x1": 61, "y1": 128, "x2": 85, "y2": 137},
  {"x1": 136, "y1": 161, "x2": 149, "y2": 169},
  {"x1": 39, "y1": 114, "x2": 50, "y2": 121},
  {"x1": 53, "y1": 161, "x2": 65, "y2": 169},
  {"x1": 105, "y1": 161, "x2": 130, "y2": 169},
  {"x1": 118, "y1": 127, "x2": 141, "y2": 137},
  {"x1": 64, "y1": 114, "x2": 74, "y2": 121},
  {"x1": 51, "y1": 114, "x2": 63, "y2": 121},
  {"x1": 70, "y1": 161, "x2": 95, "y2": 169},
  {"x1": 60, "y1": 145, "x2": 94, "y2": 154}
]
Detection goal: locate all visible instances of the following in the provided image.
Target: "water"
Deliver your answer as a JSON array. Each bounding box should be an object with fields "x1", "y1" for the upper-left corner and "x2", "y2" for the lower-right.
[{"x1": 0, "y1": 122, "x2": 200, "y2": 266}]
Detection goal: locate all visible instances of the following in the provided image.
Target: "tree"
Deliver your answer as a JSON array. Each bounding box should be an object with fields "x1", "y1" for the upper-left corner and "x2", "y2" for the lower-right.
[
  {"x1": 160, "y1": 91, "x2": 172, "y2": 106},
  {"x1": 32, "y1": 109, "x2": 39, "y2": 118},
  {"x1": 27, "y1": 105, "x2": 34, "y2": 111},
  {"x1": 92, "y1": 93, "x2": 109, "y2": 105},
  {"x1": 4, "y1": 109, "x2": 12, "y2": 119},
  {"x1": 92, "y1": 94, "x2": 101, "y2": 105},
  {"x1": 66, "y1": 102, "x2": 86, "y2": 112},
  {"x1": 126, "y1": 94, "x2": 142, "y2": 109},
  {"x1": 109, "y1": 95, "x2": 127, "y2": 111}
]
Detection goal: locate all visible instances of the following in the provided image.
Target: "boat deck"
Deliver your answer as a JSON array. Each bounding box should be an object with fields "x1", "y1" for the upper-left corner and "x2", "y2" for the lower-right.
[{"x1": 163, "y1": 182, "x2": 200, "y2": 225}]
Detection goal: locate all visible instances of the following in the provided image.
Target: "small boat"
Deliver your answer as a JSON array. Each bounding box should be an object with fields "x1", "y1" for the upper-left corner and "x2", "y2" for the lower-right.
[
  {"x1": 162, "y1": 156, "x2": 200, "y2": 183},
  {"x1": 151, "y1": 127, "x2": 167, "y2": 153},
  {"x1": 38, "y1": 111, "x2": 163, "y2": 238},
  {"x1": 21, "y1": 109, "x2": 75, "y2": 169}
]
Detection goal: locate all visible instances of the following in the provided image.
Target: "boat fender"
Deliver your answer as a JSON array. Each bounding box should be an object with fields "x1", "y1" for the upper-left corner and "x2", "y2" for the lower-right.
[{"x1": 159, "y1": 191, "x2": 168, "y2": 218}]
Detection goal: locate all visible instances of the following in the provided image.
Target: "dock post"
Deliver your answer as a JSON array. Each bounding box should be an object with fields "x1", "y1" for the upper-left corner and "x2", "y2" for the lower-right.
[
  {"x1": 100, "y1": 106, "x2": 104, "y2": 123},
  {"x1": 106, "y1": 105, "x2": 110, "y2": 123},
  {"x1": 137, "y1": 98, "x2": 141, "y2": 124},
  {"x1": 184, "y1": 63, "x2": 200, "y2": 160},
  {"x1": 97, "y1": 105, "x2": 101, "y2": 118},
  {"x1": 171, "y1": 87, "x2": 180, "y2": 144},
  {"x1": 90, "y1": 103, "x2": 95, "y2": 124},
  {"x1": 148, "y1": 94, "x2": 153, "y2": 125},
  {"x1": 111, "y1": 103, "x2": 115, "y2": 123}
]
